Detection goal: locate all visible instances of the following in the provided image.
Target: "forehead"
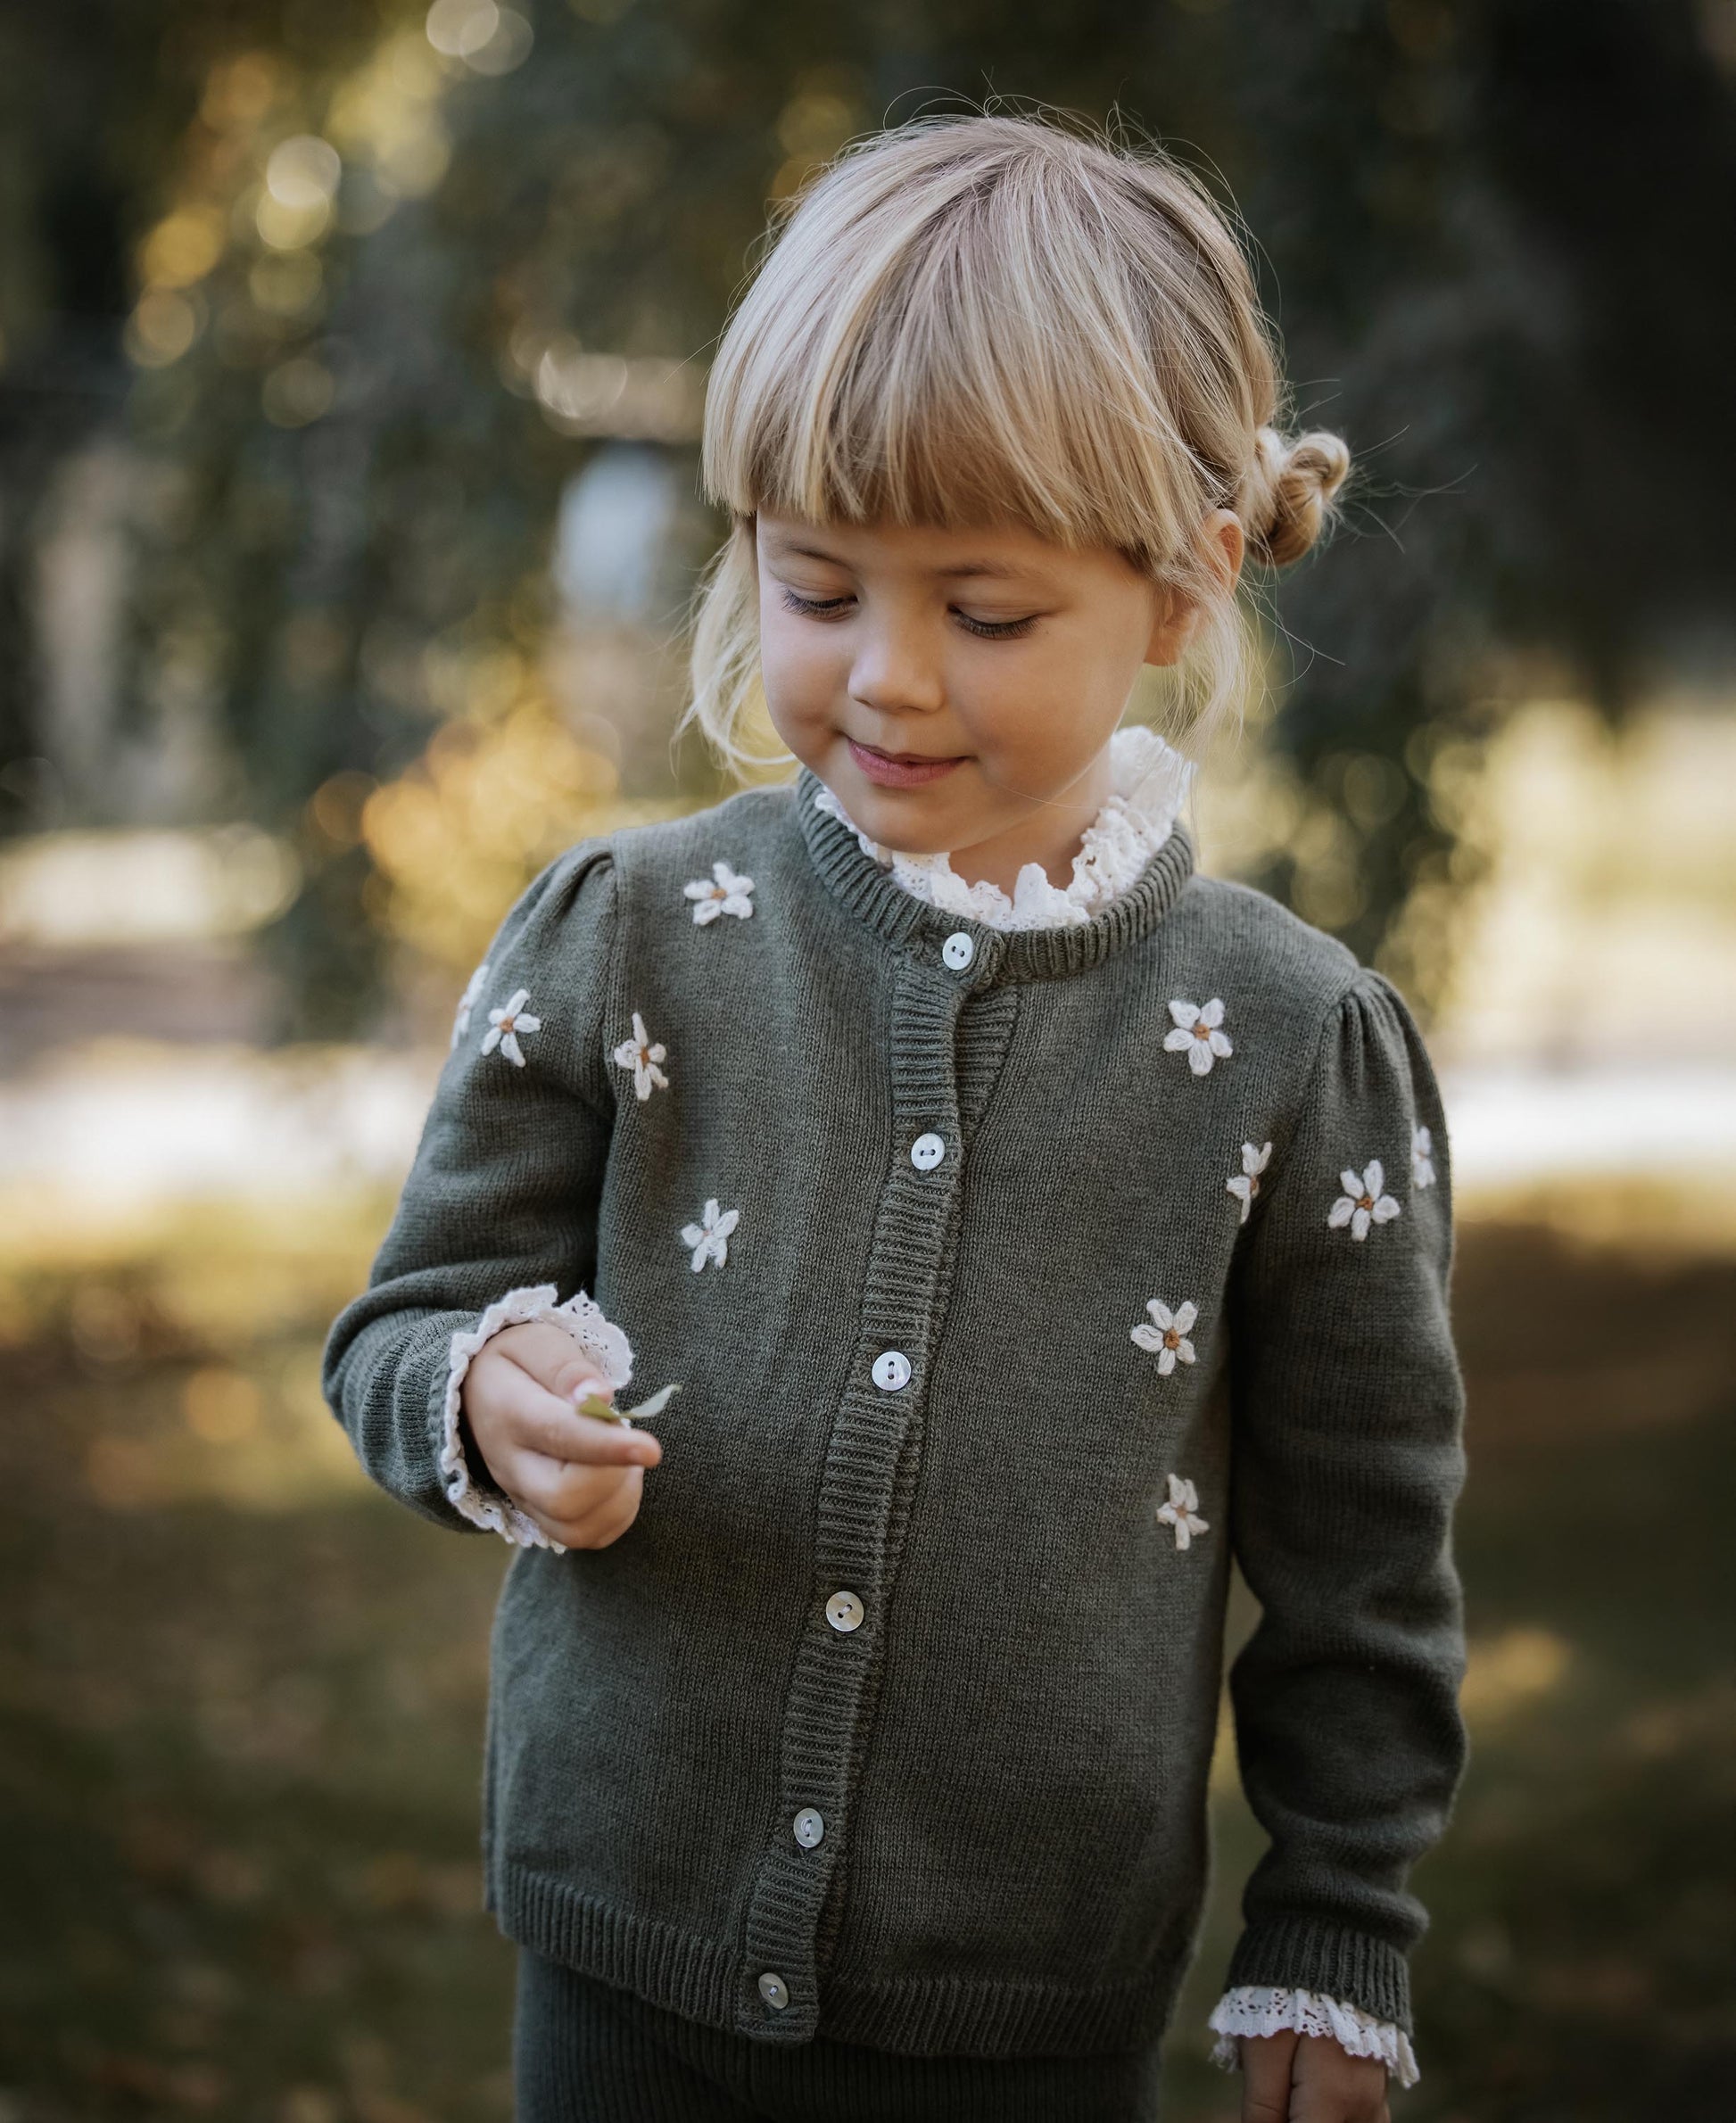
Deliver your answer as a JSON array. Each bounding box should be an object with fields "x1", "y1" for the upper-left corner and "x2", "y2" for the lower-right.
[{"x1": 755, "y1": 511, "x2": 1090, "y2": 582}]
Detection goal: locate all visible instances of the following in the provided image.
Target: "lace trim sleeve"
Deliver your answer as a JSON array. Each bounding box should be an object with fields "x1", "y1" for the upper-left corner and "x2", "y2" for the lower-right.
[
  {"x1": 1207, "y1": 1986, "x2": 1420, "y2": 2089},
  {"x1": 440, "y1": 1284, "x2": 634, "y2": 1552}
]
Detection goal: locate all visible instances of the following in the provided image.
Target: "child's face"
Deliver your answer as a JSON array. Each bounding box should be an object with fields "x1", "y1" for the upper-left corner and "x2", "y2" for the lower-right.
[{"x1": 755, "y1": 511, "x2": 1238, "y2": 859}]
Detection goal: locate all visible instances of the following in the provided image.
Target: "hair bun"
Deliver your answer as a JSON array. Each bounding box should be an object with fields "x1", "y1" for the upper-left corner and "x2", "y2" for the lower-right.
[{"x1": 1246, "y1": 425, "x2": 1352, "y2": 567}]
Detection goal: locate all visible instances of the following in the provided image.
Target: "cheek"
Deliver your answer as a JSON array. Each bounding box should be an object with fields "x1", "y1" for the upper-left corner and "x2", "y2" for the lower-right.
[
  {"x1": 950, "y1": 627, "x2": 1135, "y2": 774},
  {"x1": 955, "y1": 637, "x2": 1094, "y2": 748},
  {"x1": 1031, "y1": 617, "x2": 1141, "y2": 722},
  {"x1": 757, "y1": 604, "x2": 837, "y2": 720}
]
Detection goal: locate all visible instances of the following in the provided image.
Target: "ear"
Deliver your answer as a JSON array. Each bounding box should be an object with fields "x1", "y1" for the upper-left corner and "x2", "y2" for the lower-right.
[{"x1": 1143, "y1": 510, "x2": 1246, "y2": 667}]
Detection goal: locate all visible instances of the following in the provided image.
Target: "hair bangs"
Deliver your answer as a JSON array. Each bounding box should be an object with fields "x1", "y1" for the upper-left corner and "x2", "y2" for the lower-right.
[
  {"x1": 683, "y1": 112, "x2": 1351, "y2": 778},
  {"x1": 705, "y1": 150, "x2": 1202, "y2": 572}
]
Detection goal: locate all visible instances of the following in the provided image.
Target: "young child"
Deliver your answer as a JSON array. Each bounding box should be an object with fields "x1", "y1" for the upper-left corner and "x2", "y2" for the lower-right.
[{"x1": 324, "y1": 112, "x2": 1467, "y2": 2123}]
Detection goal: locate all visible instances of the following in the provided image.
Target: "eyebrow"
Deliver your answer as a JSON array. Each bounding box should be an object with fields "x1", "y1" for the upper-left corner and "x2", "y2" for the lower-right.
[{"x1": 770, "y1": 541, "x2": 1034, "y2": 583}]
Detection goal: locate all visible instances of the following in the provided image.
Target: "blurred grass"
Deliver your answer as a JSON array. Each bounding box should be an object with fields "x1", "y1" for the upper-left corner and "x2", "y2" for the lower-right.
[{"x1": 0, "y1": 1187, "x2": 1732, "y2": 2120}]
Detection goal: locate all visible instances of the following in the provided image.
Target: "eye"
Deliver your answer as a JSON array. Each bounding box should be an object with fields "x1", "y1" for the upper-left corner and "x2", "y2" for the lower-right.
[
  {"x1": 953, "y1": 608, "x2": 1038, "y2": 640},
  {"x1": 779, "y1": 586, "x2": 855, "y2": 619}
]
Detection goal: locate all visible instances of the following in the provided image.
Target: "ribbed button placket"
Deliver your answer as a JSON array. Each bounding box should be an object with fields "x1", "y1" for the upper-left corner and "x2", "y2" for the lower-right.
[{"x1": 736, "y1": 929, "x2": 1000, "y2": 2040}]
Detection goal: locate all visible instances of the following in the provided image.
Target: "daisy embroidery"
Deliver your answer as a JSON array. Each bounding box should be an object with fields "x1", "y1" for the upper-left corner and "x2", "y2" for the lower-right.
[
  {"x1": 612, "y1": 1010, "x2": 669, "y2": 1101},
  {"x1": 679, "y1": 1197, "x2": 740, "y2": 1271},
  {"x1": 1412, "y1": 1124, "x2": 1437, "y2": 1189},
  {"x1": 1226, "y1": 1141, "x2": 1273, "y2": 1225},
  {"x1": 451, "y1": 959, "x2": 490, "y2": 1048},
  {"x1": 480, "y1": 987, "x2": 540, "y2": 1068},
  {"x1": 1328, "y1": 1160, "x2": 1401, "y2": 1240},
  {"x1": 1155, "y1": 1473, "x2": 1209, "y2": 1551},
  {"x1": 1164, "y1": 997, "x2": 1232, "y2": 1077},
  {"x1": 682, "y1": 861, "x2": 755, "y2": 924},
  {"x1": 1131, "y1": 1298, "x2": 1198, "y2": 1374}
]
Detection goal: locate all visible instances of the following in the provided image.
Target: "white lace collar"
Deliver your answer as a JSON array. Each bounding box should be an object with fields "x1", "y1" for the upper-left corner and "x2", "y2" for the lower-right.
[{"x1": 808, "y1": 723, "x2": 1196, "y2": 932}]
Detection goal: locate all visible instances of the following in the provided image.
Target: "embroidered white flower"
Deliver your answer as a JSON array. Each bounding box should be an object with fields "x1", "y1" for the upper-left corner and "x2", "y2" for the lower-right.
[
  {"x1": 480, "y1": 987, "x2": 541, "y2": 1068},
  {"x1": 612, "y1": 1010, "x2": 669, "y2": 1101},
  {"x1": 1226, "y1": 1140, "x2": 1273, "y2": 1225},
  {"x1": 682, "y1": 860, "x2": 755, "y2": 924},
  {"x1": 1131, "y1": 1298, "x2": 1198, "y2": 1374},
  {"x1": 1412, "y1": 1123, "x2": 1437, "y2": 1189},
  {"x1": 679, "y1": 1197, "x2": 739, "y2": 1271},
  {"x1": 1164, "y1": 996, "x2": 1232, "y2": 1076},
  {"x1": 451, "y1": 959, "x2": 490, "y2": 1048},
  {"x1": 1328, "y1": 1160, "x2": 1402, "y2": 1240},
  {"x1": 1155, "y1": 1473, "x2": 1209, "y2": 1550}
]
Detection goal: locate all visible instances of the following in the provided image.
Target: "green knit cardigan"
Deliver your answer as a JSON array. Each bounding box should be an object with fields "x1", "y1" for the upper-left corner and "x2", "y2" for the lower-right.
[{"x1": 322, "y1": 764, "x2": 1469, "y2": 2060}]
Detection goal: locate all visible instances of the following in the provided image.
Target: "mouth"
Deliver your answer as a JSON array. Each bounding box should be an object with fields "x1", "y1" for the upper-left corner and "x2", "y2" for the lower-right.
[{"x1": 846, "y1": 736, "x2": 968, "y2": 789}]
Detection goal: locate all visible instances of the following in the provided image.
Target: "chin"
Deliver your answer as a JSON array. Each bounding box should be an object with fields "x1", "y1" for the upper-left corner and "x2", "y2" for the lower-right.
[{"x1": 842, "y1": 779, "x2": 967, "y2": 854}]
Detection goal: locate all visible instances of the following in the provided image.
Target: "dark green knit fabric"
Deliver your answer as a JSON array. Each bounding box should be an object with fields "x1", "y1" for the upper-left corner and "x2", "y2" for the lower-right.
[
  {"x1": 512, "y1": 1950, "x2": 1164, "y2": 2120},
  {"x1": 322, "y1": 764, "x2": 1469, "y2": 2059}
]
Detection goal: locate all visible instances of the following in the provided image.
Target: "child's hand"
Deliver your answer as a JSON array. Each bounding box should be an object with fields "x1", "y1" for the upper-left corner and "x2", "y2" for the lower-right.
[
  {"x1": 1239, "y1": 2031, "x2": 1391, "y2": 2123},
  {"x1": 460, "y1": 1322, "x2": 662, "y2": 1549}
]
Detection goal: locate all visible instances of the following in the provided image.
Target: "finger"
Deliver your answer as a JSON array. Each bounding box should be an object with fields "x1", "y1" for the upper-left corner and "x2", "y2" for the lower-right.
[
  {"x1": 1240, "y1": 2030, "x2": 1299, "y2": 2123},
  {"x1": 533, "y1": 1454, "x2": 641, "y2": 1523},
  {"x1": 475, "y1": 1355, "x2": 659, "y2": 1467},
  {"x1": 1289, "y1": 2035, "x2": 1389, "y2": 2123},
  {"x1": 512, "y1": 1496, "x2": 576, "y2": 1549},
  {"x1": 522, "y1": 1464, "x2": 644, "y2": 1549},
  {"x1": 505, "y1": 1450, "x2": 632, "y2": 1528},
  {"x1": 559, "y1": 1468, "x2": 646, "y2": 1549},
  {"x1": 492, "y1": 1322, "x2": 617, "y2": 1402},
  {"x1": 550, "y1": 1402, "x2": 664, "y2": 1467}
]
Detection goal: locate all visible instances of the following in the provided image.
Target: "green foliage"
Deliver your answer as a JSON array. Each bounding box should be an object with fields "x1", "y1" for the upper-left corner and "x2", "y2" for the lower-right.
[{"x1": 1, "y1": 0, "x2": 1732, "y2": 1027}]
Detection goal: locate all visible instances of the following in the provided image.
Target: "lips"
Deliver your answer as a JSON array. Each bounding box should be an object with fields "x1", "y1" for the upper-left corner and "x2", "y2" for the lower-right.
[{"x1": 847, "y1": 737, "x2": 966, "y2": 789}]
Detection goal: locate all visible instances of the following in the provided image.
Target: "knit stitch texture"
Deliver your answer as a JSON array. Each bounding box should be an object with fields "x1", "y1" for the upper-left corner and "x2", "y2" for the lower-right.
[{"x1": 322, "y1": 764, "x2": 1470, "y2": 2059}]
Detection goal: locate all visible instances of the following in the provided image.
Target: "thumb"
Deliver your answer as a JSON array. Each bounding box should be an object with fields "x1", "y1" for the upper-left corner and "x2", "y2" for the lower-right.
[{"x1": 550, "y1": 1352, "x2": 616, "y2": 1405}]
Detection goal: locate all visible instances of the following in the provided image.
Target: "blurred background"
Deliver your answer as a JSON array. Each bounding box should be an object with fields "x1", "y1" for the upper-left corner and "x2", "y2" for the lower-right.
[{"x1": 2, "y1": 0, "x2": 1733, "y2": 2117}]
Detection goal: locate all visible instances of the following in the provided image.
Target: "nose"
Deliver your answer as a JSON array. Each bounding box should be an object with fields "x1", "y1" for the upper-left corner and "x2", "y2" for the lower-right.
[{"x1": 848, "y1": 618, "x2": 946, "y2": 718}]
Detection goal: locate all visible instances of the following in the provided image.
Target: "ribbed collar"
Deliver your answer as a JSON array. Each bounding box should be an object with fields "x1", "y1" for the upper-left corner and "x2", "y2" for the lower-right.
[{"x1": 792, "y1": 762, "x2": 1197, "y2": 985}]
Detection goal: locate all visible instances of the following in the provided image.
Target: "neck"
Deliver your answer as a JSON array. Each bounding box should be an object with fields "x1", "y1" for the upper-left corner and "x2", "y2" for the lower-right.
[{"x1": 942, "y1": 744, "x2": 1118, "y2": 898}]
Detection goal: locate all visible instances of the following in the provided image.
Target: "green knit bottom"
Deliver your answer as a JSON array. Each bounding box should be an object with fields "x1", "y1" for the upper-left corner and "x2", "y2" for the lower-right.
[{"x1": 512, "y1": 1950, "x2": 1166, "y2": 2122}]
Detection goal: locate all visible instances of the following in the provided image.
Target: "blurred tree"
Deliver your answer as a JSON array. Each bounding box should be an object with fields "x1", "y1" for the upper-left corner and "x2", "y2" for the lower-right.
[
  {"x1": 0, "y1": 0, "x2": 381, "y2": 833},
  {"x1": 1219, "y1": 0, "x2": 1736, "y2": 991},
  {"x1": 1, "y1": 0, "x2": 1732, "y2": 1031}
]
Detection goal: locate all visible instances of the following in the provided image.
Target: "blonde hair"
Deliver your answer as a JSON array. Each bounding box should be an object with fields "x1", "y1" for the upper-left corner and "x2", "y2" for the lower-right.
[{"x1": 680, "y1": 110, "x2": 1351, "y2": 777}]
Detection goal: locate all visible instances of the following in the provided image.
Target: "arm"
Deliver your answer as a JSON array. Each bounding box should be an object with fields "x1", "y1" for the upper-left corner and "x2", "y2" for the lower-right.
[
  {"x1": 1212, "y1": 965, "x2": 1469, "y2": 2063},
  {"x1": 320, "y1": 838, "x2": 624, "y2": 1541}
]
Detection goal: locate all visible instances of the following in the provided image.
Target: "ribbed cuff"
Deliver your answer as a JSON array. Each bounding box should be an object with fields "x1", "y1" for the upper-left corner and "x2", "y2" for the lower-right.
[{"x1": 1223, "y1": 1920, "x2": 1411, "y2": 2033}]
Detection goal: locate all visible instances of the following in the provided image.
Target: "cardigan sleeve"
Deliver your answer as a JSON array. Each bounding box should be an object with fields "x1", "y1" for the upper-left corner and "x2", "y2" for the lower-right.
[
  {"x1": 319, "y1": 837, "x2": 624, "y2": 1538},
  {"x1": 1219, "y1": 963, "x2": 1468, "y2": 2038}
]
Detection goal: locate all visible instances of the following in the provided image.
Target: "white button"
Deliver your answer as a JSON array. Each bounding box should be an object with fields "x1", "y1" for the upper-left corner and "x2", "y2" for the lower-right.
[
  {"x1": 793, "y1": 1807, "x2": 825, "y2": 1848},
  {"x1": 757, "y1": 1970, "x2": 789, "y2": 2011},
  {"x1": 826, "y1": 1590, "x2": 864, "y2": 1632},
  {"x1": 941, "y1": 930, "x2": 975, "y2": 971},
  {"x1": 872, "y1": 1349, "x2": 912, "y2": 1391},
  {"x1": 910, "y1": 1132, "x2": 946, "y2": 1171}
]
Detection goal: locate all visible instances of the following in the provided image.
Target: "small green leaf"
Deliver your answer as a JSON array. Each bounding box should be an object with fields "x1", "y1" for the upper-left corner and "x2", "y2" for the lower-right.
[{"x1": 575, "y1": 1382, "x2": 681, "y2": 1425}]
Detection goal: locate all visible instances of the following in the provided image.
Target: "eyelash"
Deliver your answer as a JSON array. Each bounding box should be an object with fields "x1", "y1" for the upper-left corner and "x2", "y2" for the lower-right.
[{"x1": 778, "y1": 587, "x2": 1037, "y2": 640}]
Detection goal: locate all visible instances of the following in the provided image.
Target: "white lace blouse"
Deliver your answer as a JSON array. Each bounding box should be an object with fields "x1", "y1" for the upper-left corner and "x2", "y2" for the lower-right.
[{"x1": 813, "y1": 720, "x2": 1422, "y2": 2092}]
